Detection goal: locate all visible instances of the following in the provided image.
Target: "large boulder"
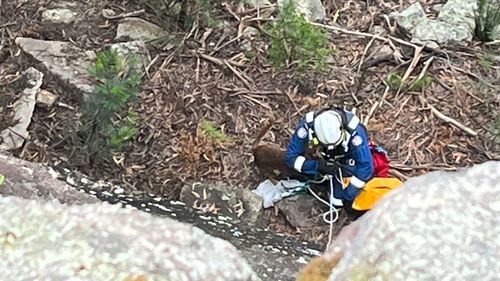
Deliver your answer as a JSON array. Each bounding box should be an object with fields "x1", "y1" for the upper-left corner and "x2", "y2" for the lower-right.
[
  {"x1": 390, "y1": 0, "x2": 478, "y2": 47},
  {"x1": 297, "y1": 161, "x2": 500, "y2": 280},
  {"x1": 0, "y1": 196, "x2": 260, "y2": 281},
  {"x1": 437, "y1": 0, "x2": 476, "y2": 32},
  {"x1": 0, "y1": 153, "x2": 322, "y2": 281}
]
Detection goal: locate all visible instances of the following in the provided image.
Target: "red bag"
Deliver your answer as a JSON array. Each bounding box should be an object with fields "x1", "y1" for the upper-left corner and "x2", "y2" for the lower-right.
[{"x1": 369, "y1": 142, "x2": 390, "y2": 177}]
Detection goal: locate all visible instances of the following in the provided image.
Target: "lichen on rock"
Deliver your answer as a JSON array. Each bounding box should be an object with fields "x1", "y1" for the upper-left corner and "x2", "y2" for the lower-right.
[
  {"x1": 0, "y1": 196, "x2": 261, "y2": 281},
  {"x1": 297, "y1": 161, "x2": 500, "y2": 281}
]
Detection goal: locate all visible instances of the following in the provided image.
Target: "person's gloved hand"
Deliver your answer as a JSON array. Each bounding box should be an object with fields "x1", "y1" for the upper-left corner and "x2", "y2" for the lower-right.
[
  {"x1": 344, "y1": 183, "x2": 363, "y2": 201},
  {"x1": 317, "y1": 159, "x2": 339, "y2": 175}
]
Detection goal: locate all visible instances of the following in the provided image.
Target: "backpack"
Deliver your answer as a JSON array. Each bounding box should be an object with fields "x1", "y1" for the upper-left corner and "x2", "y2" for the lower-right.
[{"x1": 369, "y1": 141, "x2": 390, "y2": 178}]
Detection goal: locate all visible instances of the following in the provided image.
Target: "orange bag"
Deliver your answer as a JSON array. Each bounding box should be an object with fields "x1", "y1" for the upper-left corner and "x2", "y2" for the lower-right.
[{"x1": 342, "y1": 177, "x2": 403, "y2": 211}]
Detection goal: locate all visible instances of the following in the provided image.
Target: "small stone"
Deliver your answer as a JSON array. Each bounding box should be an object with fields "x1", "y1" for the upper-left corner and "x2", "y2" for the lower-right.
[
  {"x1": 102, "y1": 9, "x2": 116, "y2": 18},
  {"x1": 0, "y1": 68, "x2": 43, "y2": 151},
  {"x1": 36, "y1": 90, "x2": 58, "y2": 107},
  {"x1": 42, "y1": 8, "x2": 77, "y2": 24},
  {"x1": 115, "y1": 18, "x2": 167, "y2": 42},
  {"x1": 277, "y1": 0, "x2": 326, "y2": 22},
  {"x1": 110, "y1": 41, "x2": 150, "y2": 75},
  {"x1": 113, "y1": 187, "x2": 124, "y2": 194},
  {"x1": 242, "y1": 27, "x2": 259, "y2": 39},
  {"x1": 369, "y1": 25, "x2": 387, "y2": 35}
]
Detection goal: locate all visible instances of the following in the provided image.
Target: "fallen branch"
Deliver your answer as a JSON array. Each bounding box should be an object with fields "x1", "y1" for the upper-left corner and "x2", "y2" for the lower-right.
[
  {"x1": 356, "y1": 36, "x2": 377, "y2": 74},
  {"x1": 390, "y1": 163, "x2": 458, "y2": 171},
  {"x1": 102, "y1": 9, "x2": 145, "y2": 20},
  {"x1": 389, "y1": 169, "x2": 409, "y2": 181},
  {"x1": 420, "y1": 97, "x2": 478, "y2": 136},
  {"x1": 437, "y1": 57, "x2": 496, "y2": 89},
  {"x1": 311, "y1": 22, "x2": 419, "y2": 49},
  {"x1": 283, "y1": 86, "x2": 303, "y2": 115},
  {"x1": 242, "y1": 95, "x2": 272, "y2": 110},
  {"x1": 224, "y1": 60, "x2": 254, "y2": 91},
  {"x1": 415, "y1": 56, "x2": 434, "y2": 81}
]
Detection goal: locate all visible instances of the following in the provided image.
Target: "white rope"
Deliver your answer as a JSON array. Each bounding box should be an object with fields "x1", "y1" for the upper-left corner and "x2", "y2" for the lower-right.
[
  {"x1": 307, "y1": 175, "x2": 340, "y2": 224},
  {"x1": 307, "y1": 169, "x2": 348, "y2": 247}
]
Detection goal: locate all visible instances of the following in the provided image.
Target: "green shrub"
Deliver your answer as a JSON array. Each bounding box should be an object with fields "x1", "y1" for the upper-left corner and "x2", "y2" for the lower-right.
[
  {"x1": 386, "y1": 73, "x2": 403, "y2": 90},
  {"x1": 266, "y1": 0, "x2": 334, "y2": 73},
  {"x1": 85, "y1": 49, "x2": 141, "y2": 153},
  {"x1": 386, "y1": 73, "x2": 432, "y2": 92},
  {"x1": 408, "y1": 75, "x2": 433, "y2": 92},
  {"x1": 475, "y1": 0, "x2": 500, "y2": 42},
  {"x1": 200, "y1": 120, "x2": 232, "y2": 142}
]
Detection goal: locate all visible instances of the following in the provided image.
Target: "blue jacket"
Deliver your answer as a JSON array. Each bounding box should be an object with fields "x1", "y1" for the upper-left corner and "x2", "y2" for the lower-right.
[{"x1": 285, "y1": 110, "x2": 374, "y2": 200}]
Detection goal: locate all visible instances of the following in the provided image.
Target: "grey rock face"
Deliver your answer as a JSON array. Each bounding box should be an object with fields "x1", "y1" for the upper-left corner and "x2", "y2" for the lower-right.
[
  {"x1": 115, "y1": 18, "x2": 167, "y2": 42},
  {"x1": 0, "y1": 196, "x2": 260, "y2": 281},
  {"x1": 437, "y1": 0, "x2": 477, "y2": 32},
  {"x1": 412, "y1": 19, "x2": 472, "y2": 45},
  {"x1": 41, "y1": 8, "x2": 77, "y2": 24},
  {"x1": 0, "y1": 68, "x2": 43, "y2": 150},
  {"x1": 0, "y1": 152, "x2": 98, "y2": 204},
  {"x1": 278, "y1": 0, "x2": 326, "y2": 22},
  {"x1": 322, "y1": 161, "x2": 500, "y2": 280},
  {"x1": 15, "y1": 37, "x2": 95, "y2": 95}
]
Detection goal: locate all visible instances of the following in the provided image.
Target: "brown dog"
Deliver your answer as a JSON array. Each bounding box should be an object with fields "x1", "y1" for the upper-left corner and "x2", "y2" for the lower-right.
[{"x1": 252, "y1": 120, "x2": 306, "y2": 180}]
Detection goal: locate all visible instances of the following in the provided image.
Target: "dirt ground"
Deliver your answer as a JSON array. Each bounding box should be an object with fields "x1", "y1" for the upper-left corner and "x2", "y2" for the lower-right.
[{"x1": 1, "y1": 0, "x2": 499, "y2": 240}]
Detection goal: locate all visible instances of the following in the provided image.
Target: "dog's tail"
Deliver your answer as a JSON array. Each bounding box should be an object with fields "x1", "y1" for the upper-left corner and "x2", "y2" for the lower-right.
[{"x1": 252, "y1": 119, "x2": 273, "y2": 150}]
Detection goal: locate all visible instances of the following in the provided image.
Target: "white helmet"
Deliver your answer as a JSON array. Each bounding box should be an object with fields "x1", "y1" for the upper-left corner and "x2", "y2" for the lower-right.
[{"x1": 313, "y1": 110, "x2": 344, "y2": 146}]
